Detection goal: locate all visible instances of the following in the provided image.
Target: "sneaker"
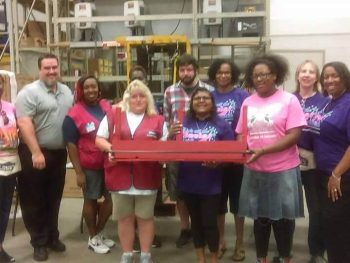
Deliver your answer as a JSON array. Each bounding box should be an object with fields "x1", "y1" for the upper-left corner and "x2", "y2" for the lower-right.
[
  {"x1": 133, "y1": 236, "x2": 141, "y2": 253},
  {"x1": 88, "y1": 235, "x2": 110, "y2": 254},
  {"x1": 120, "y1": 252, "x2": 134, "y2": 263},
  {"x1": 0, "y1": 249, "x2": 15, "y2": 262},
  {"x1": 99, "y1": 234, "x2": 115, "y2": 248},
  {"x1": 152, "y1": 235, "x2": 162, "y2": 248},
  {"x1": 176, "y1": 229, "x2": 192, "y2": 248},
  {"x1": 310, "y1": 256, "x2": 327, "y2": 263},
  {"x1": 140, "y1": 252, "x2": 154, "y2": 263}
]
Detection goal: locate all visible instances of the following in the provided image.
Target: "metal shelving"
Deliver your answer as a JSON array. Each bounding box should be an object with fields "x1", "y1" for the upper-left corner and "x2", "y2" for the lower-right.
[{"x1": 7, "y1": 0, "x2": 269, "y2": 86}]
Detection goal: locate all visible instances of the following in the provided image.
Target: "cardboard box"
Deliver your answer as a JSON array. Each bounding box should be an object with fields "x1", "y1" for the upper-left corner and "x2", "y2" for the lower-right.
[
  {"x1": 63, "y1": 168, "x2": 83, "y2": 198},
  {"x1": 26, "y1": 21, "x2": 46, "y2": 39},
  {"x1": 19, "y1": 34, "x2": 35, "y2": 47}
]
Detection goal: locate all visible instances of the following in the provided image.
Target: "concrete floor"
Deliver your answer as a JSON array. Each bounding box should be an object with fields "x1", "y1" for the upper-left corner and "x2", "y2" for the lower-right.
[{"x1": 4, "y1": 198, "x2": 313, "y2": 263}]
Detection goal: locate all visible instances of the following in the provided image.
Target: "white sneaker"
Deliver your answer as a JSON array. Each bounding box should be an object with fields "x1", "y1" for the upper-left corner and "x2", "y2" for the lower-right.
[
  {"x1": 140, "y1": 253, "x2": 154, "y2": 263},
  {"x1": 120, "y1": 253, "x2": 134, "y2": 263},
  {"x1": 88, "y1": 235, "x2": 110, "y2": 254},
  {"x1": 99, "y1": 233, "x2": 115, "y2": 248}
]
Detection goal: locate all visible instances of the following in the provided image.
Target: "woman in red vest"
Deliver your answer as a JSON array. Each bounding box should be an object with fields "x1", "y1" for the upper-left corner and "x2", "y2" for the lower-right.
[
  {"x1": 96, "y1": 79, "x2": 167, "y2": 263},
  {"x1": 62, "y1": 75, "x2": 114, "y2": 254}
]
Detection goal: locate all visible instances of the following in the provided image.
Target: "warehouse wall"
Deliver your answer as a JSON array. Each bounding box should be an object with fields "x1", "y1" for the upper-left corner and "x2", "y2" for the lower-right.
[{"x1": 269, "y1": 0, "x2": 350, "y2": 91}]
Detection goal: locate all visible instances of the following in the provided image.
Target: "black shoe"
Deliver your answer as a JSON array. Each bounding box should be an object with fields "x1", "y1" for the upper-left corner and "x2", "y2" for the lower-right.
[
  {"x1": 176, "y1": 229, "x2": 192, "y2": 248},
  {"x1": 48, "y1": 240, "x2": 66, "y2": 252},
  {"x1": 0, "y1": 249, "x2": 15, "y2": 262},
  {"x1": 309, "y1": 256, "x2": 328, "y2": 263},
  {"x1": 33, "y1": 247, "x2": 48, "y2": 262},
  {"x1": 152, "y1": 235, "x2": 162, "y2": 248}
]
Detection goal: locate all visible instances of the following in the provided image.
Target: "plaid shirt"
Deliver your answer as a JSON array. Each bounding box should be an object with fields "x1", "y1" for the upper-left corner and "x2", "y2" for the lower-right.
[{"x1": 163, "y1": 80, "x2": 214, "y2": 125}]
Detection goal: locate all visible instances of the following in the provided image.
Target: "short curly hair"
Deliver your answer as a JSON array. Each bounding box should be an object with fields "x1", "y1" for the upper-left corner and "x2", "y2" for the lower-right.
[
  {"x1": 207, "y1": 59, "x2": 240, "y2": 85},
  {"x1": 244, "y1": 53, "x2": 289, "y2": 88}
]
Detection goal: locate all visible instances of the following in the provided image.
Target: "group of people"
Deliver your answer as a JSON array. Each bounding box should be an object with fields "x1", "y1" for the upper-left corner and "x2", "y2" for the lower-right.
[{"x1": 0, "y1": 51, "x2": 349, "y2": 263}]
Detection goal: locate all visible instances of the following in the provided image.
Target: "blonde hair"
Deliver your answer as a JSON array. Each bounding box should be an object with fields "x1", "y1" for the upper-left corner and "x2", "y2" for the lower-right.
[
  {"x1": 295, "y1": 60, "x2": 320, "y2": 93},
  {"x1": 121, "y1": 79, "x2": 157, "y2": 116}
]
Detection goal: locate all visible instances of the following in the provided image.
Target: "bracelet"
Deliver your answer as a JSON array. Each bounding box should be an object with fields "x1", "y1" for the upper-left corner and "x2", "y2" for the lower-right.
[{"x1": 332, "y1": 172, "x2": 341, "y2": 181}]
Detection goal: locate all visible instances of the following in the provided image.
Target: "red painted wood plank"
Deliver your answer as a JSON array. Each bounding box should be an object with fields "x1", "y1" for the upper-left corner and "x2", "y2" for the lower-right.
[{"x1": 110, "y1": 107, "x2": 249, "y2": 163}]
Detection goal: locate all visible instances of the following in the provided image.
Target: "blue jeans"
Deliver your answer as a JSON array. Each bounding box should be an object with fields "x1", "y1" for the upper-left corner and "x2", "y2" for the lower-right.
[
  {"x1": 0, "y1": 174, "x2": 16, "y2": 243},
  {"x1": 301, "y1": 169, "x2": 325, "y2": 257}
]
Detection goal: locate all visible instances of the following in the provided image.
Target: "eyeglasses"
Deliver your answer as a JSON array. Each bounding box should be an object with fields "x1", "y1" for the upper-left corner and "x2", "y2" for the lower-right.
[
  {"x1": 193, "y1": 96, "x2": 211, "y2": 102},
  {"x1": 252, "y1": 72, "x2": 272, "y2": 81}
]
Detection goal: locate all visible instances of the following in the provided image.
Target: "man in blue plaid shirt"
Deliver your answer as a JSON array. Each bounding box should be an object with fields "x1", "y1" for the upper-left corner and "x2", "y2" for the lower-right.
[{"x1": 163, "y1": 53, "x2": 213, "y2": 248}]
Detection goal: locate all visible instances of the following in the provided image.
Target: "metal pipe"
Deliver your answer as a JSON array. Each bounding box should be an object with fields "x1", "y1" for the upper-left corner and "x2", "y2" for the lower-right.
[
  {"x1": 18, "y1": 0, "x2": 38, "y2": 46},
  {"x1": 12, "y1": 0, "x2": 19, "y2": 73}
]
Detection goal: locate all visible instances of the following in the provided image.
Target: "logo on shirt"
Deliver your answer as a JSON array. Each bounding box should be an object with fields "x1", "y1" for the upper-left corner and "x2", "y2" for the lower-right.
[
  {"x1": 248, "y1": 103, "x2": 282, "y2": 139},
  {"x1": 146, "y1": 130, "x2": 158, "y2": 139},
  {"x1": 217, "y1": 99, "x2": 236, "y2": 124},
  {"x1": 85, "y1": 122, "x2": 96, "y2": 133}
]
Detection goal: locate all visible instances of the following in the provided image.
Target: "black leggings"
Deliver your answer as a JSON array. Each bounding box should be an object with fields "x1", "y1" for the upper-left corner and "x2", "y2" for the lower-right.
[
  {"x1": 182, "y1": 192, "x2": 220, "y2": 253},
  {"x1": 254, "y1": 217, "x2": 295, "y2": 258}
]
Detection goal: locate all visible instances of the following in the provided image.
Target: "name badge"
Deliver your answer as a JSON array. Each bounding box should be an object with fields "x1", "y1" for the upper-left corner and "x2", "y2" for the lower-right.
[{"x1": 85, "y1": 122, "x2": 96, "y2": 133}]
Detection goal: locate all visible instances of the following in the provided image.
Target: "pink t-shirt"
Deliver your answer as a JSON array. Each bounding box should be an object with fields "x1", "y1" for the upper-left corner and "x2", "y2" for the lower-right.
[{"x1": 236, "y1": 89, "x2": 306, "y2": 173}]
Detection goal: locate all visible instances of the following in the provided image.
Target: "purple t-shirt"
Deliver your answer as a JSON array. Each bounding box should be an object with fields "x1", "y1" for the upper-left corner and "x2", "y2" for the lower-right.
[
  {"x1": 313, "y1": 92, "x2": 350, "y2": 177},
  {"x1": 177, "y1": 115, "x2": 234, "y2": 195},
  {"x1": 294, "y1": 92, "x2": 329, "y2": 150},
  {"x1": 212, "y1": 87, "x2": 249, "y2": 135}
]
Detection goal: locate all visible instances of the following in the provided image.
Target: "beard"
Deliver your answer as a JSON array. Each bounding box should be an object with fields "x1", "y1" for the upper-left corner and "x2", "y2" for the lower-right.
[
  {"x1": 180, "y1": 74, "x2": 196, "y2": 86},
  {"x1": 43, "y1": 75, "x2": 58, "y2": 88}
]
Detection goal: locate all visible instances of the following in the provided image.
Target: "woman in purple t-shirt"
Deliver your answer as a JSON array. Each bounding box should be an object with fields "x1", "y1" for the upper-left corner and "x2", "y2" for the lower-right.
[
  {"x1": 315, "y1": 62, "x2": 350, "y2": 263},
  {"x1": 171, "y1": 87, "x2": 234, "y2": 263},
  {"x1": 208, "y1": 59, "x2": 248, "y2": 261},
  {"x1": 294, "y1": 60, "x2": 328, "y2": 263}
]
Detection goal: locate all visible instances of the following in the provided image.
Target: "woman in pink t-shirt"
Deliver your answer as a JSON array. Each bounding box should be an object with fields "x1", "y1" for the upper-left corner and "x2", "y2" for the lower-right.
[
  {"x1": 0, "y1": 74, "x2": 21, "y2": 263},
  {"x1": 236, "y1": 54, "x2": 306, "y2": 263}
]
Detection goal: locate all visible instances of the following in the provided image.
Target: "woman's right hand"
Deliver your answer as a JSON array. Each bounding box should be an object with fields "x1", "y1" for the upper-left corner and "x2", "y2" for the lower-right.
[
  {"x1": 108, "y1": 151, "x2": 117, "y2": 163},
  {"x1": 76, "y1": 172, "x2": 86, "y2": 190}
]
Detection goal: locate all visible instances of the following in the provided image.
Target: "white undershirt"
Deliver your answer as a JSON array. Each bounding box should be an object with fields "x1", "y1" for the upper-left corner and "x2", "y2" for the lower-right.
[{"x1": 97, "y1": 111, "x2": 167, "y2": 195}]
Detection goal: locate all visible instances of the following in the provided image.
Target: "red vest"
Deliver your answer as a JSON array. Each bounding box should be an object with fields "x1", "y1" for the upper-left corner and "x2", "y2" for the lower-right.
[
  {"x1": 105, "y1": 110, "x2": 164, "y2": 191},
  {"x1": 68, "y1": 99, "x2": 111, "y2": 169}
]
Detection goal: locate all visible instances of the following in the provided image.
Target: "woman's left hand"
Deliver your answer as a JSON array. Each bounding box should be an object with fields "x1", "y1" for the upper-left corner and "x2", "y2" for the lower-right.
[
  {"x1": 168, "y1": 121, "x2": 182, "y2": 139},
  {"x1": 328, "y1": 174, "x2": 342, "y2": 202}
]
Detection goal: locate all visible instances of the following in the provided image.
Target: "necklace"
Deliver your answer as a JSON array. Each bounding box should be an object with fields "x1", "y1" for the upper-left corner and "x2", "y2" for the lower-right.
[{"x1": 196, "y1": 120, "x2": 209, "y2": 135}]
